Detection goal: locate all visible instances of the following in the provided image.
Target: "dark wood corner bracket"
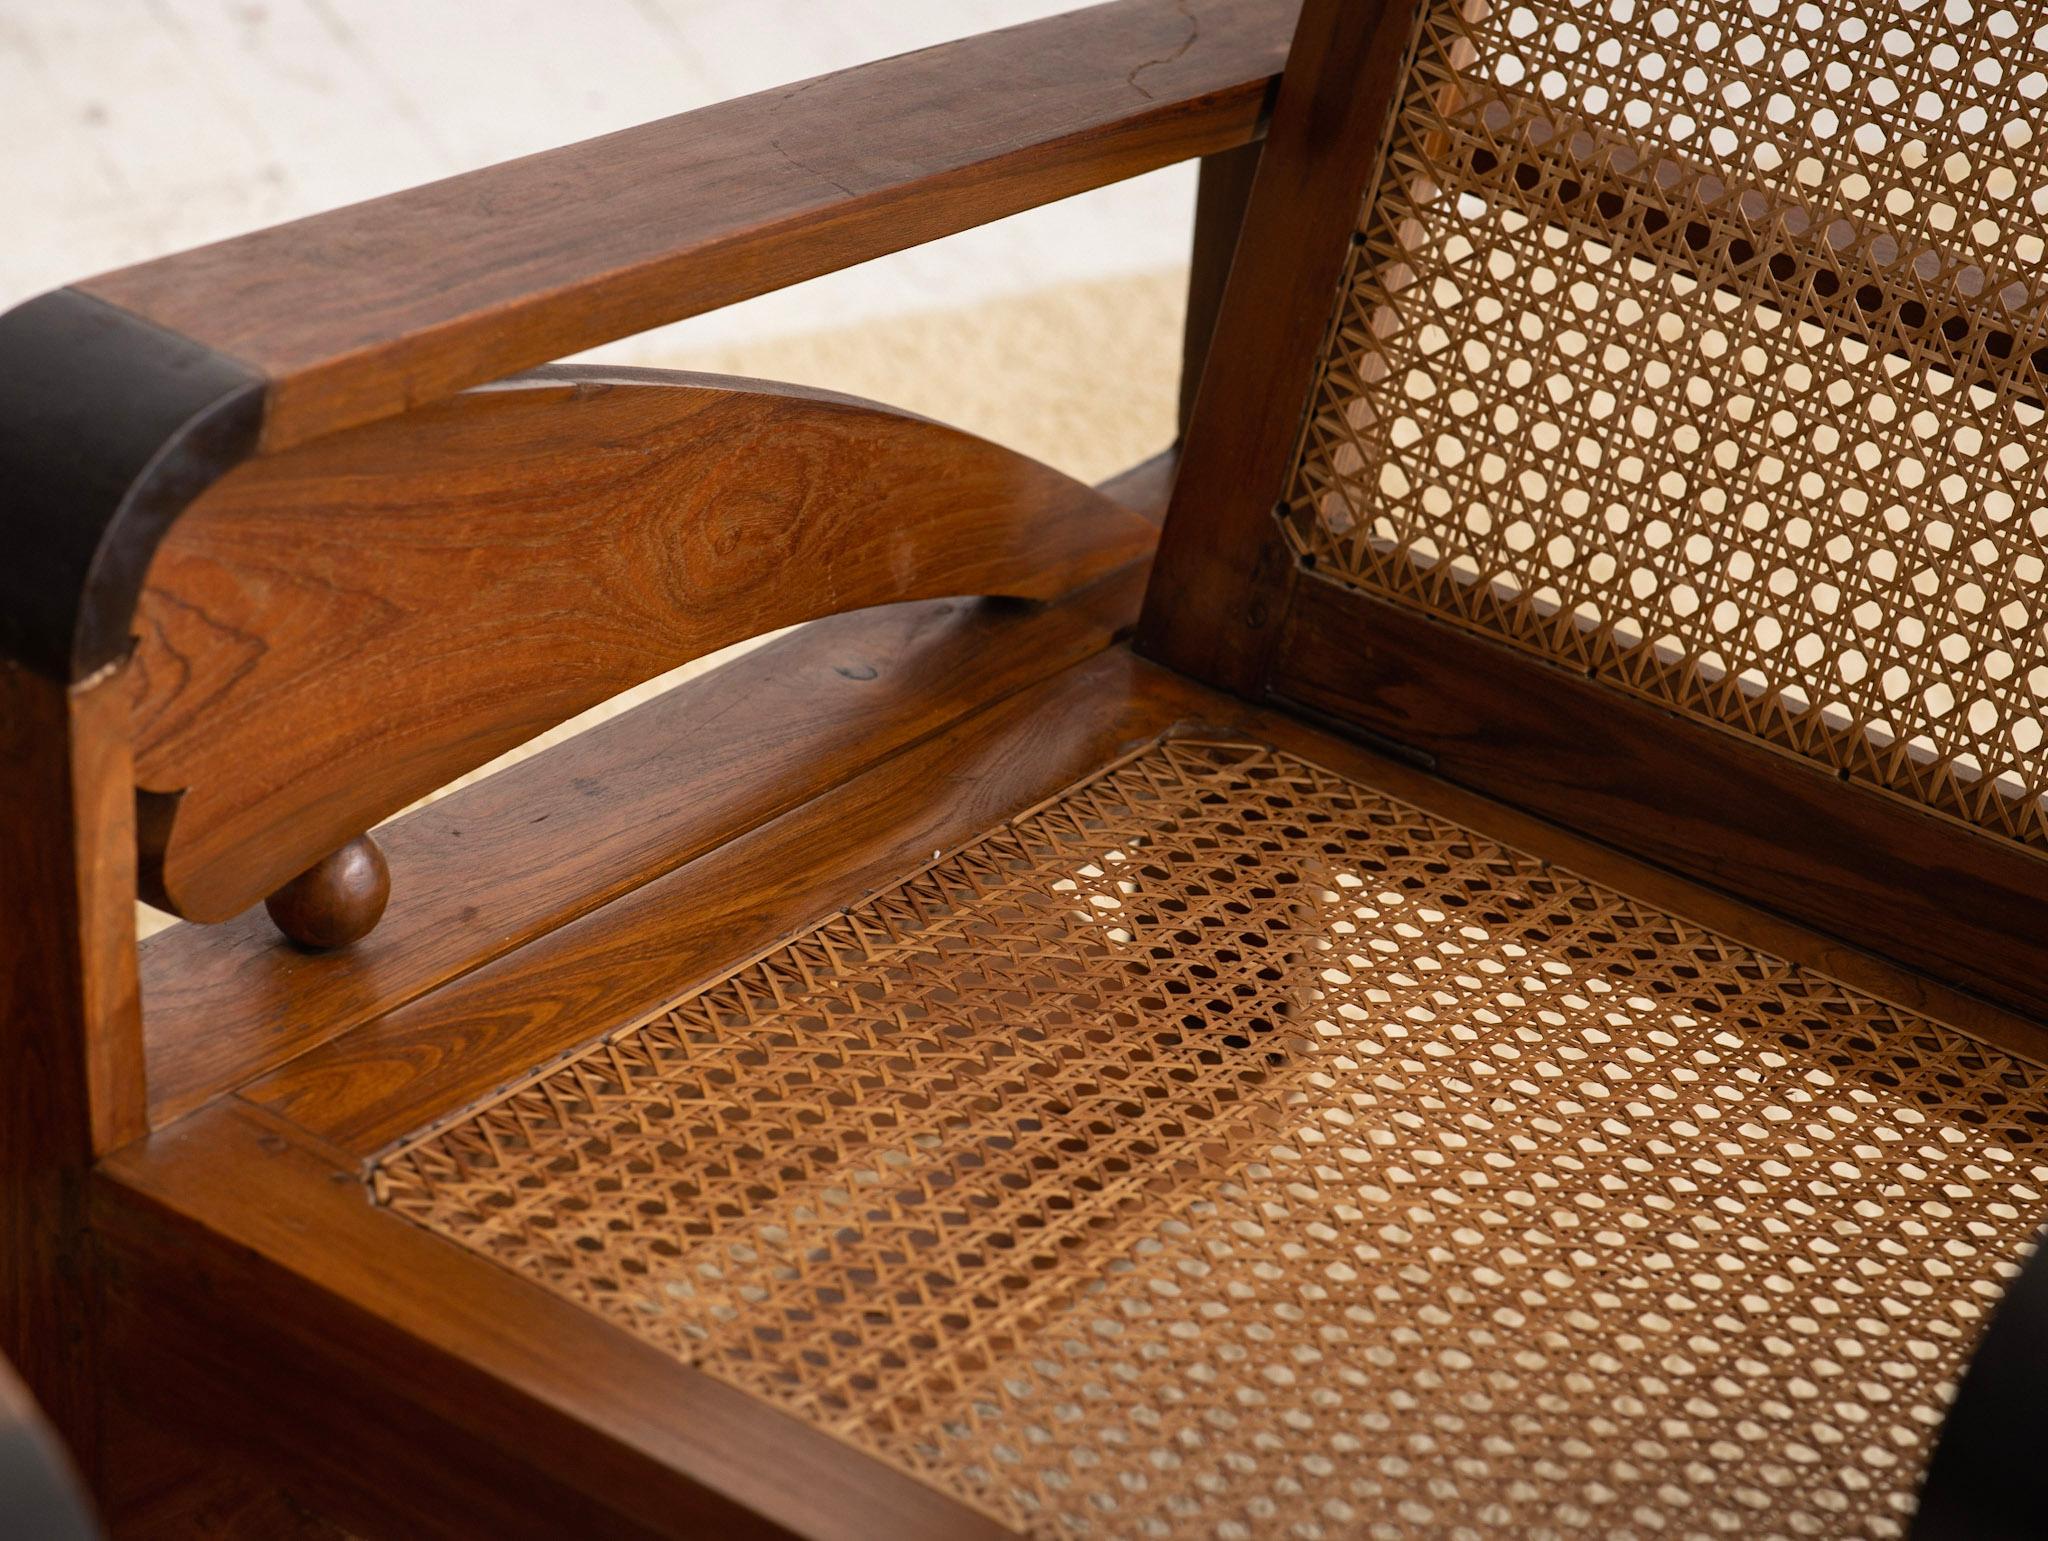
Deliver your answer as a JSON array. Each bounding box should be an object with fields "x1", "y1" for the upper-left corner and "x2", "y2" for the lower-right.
[{"x1": 0, "y1": 290, "x2": 262, "y2": 684}]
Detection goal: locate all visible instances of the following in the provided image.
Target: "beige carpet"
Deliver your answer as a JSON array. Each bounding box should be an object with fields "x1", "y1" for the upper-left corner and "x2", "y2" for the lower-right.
[
  {"x1": 139, "y1": 268, "x2": 1188, "y2": 936},
  {"x1": 671, "y1": 267, "x2": 1186, "y2": 486}
]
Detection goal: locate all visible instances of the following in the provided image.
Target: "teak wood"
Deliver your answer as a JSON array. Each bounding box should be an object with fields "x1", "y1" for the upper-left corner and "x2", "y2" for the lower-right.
[
  {"x1": 129, "y1": 365, "x2": 1152, "y2": 922},
  {"x1": 1269, "y1": 577, "x2": 2048, "y2": 1021},
  {"x1": 5, "y1": 0, "x2": 2048, "y2": 1533},
  {"x1": 0, "y1": 664, "x2": 149, "y2": 1510},
  {"x1": 258, "y1": 837, "x2": 390, "y2": 953},
  {"x1": 117, "y1": 648, "x2": 2048, "y2": 1538}
]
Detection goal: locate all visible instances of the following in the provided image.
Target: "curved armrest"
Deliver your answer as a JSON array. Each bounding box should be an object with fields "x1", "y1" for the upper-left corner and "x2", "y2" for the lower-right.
[{"x1": 0, "y1": 0, "x2": 1290, "y2": 683}]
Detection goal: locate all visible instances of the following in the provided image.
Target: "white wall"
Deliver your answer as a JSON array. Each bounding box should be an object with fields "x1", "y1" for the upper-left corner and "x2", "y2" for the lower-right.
[{"x1": 1, "y1": 1, "x2": 1197, "y2": 356}]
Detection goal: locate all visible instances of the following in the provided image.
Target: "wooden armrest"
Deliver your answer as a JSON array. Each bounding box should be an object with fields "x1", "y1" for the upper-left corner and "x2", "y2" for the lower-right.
[
  {"x1": 0, "y1": 0, "x2": 1290, "y2": 683},
  {"x1": 82, "y1": 0, "x2": 1291, "y2": 452}
]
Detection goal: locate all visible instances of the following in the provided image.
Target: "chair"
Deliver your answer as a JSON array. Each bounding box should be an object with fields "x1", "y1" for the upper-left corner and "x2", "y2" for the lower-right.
[{"x1": 5, "y1": 0, "x2": 2047, "y2": 1533}]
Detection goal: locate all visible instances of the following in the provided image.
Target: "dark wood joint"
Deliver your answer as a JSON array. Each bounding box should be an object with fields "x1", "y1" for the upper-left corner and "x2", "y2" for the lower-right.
[{"x1": 0, "y1": 289, "x2": 264, "y2": 683}]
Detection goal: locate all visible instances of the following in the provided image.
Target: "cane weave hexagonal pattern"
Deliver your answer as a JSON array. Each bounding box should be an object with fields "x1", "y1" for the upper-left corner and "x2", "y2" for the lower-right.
[
  {"x1": 376, "y1": 739, "x2": 2048, "y2": 1536},
  {"x1": 1286, "y1": 0, "x2": 2048, "y2": 849}
]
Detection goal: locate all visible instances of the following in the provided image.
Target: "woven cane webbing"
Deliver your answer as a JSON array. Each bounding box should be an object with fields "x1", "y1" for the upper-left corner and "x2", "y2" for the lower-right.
[
  {"x1": 375, "y1": 739, "x2": 2048, "y2": 1537},
  {"x1": 1286, "y1": 0, "x2": 2048, "y2": 849}
]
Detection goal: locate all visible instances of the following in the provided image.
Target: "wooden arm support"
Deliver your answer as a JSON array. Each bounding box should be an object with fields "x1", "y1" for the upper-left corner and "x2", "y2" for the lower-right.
[{"x1": 0, "y1": 0, "x2": 1291, "y2": 688}]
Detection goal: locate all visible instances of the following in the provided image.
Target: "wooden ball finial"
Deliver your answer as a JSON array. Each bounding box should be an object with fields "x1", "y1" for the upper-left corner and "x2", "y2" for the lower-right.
[{"x1": 263, "y1": 834, "x2": 390, "y2": 949}]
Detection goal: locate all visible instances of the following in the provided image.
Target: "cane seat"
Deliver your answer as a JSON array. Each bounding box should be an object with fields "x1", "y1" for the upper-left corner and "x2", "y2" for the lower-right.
[{"x1": 372, "y1": 736, "x2": 2046, "y2": 1539}]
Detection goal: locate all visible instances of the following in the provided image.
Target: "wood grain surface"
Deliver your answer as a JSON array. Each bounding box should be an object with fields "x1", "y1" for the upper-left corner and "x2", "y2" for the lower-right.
[
  {"x1": 239, "y1": 647, "x2": 1194, "y2": 1160},
  {"x1": 237, "y1": 638, "x2": 2048, "y2": 1167},
  {"x1": 112, "y1": 639, "x2": 2048, "y2": 1537},
  {"x1": 1139, "y1": 0, "x2": 1410, "y2": 694},
  {"x1": 95, "y1": 1102, "x2": 1007, "y2": 1541},
  {"x1": 130, "y1": 366, "x2": 1154, "y2": 924},
  {"x1": 0, "y1": 665, "x2": 146, "y2": 1474},
  {"x1": 139, "y1": 560, "x2": 1151, "y2": 1126}
]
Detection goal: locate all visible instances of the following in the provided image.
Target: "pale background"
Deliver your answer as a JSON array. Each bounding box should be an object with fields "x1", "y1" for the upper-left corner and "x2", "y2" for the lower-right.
[{"x1": 0, "y1": 1, "x2": 1196, "y2": 930}]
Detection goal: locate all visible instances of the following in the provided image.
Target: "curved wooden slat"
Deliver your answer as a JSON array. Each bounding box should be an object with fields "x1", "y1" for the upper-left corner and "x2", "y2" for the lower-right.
[
  {"x1": 2, "y1": 2, "x2": 1289, "y2": 683},
  {"x1": 130, "y1": 366, "x2": 1157, "y2": 923}
]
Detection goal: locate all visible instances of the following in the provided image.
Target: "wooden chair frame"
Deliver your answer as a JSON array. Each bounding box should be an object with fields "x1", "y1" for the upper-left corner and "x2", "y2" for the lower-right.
[
  {"x1": 3, "y1": 0, "x2": 2043, "y2": 1533},
  {"x1": 0, "y1": 4, "x2": 1291, "y2": 1530}
]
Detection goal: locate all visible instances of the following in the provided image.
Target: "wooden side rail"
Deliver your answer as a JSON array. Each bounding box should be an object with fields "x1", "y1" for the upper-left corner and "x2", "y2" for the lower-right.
[
  {"x1": 128, "y1": 366, "x2": 1156, "y2": 926},
  {"x1": 82, "y1": 0, "x2": 1292, "y2": 453},
  {"x1": 0, "y1": 0, "x2": 1292, "y2": 687}
]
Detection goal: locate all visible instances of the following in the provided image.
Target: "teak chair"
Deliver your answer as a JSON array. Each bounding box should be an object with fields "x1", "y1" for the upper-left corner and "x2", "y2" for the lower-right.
[{"x1": 6, "y1": 0, "x2": 2048, "y2": 1533}]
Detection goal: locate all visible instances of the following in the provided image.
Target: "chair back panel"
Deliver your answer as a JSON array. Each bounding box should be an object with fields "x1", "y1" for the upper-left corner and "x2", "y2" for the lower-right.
[{"x1": 1284, "y1": 0, "x2": 2048, "y2": 849}]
